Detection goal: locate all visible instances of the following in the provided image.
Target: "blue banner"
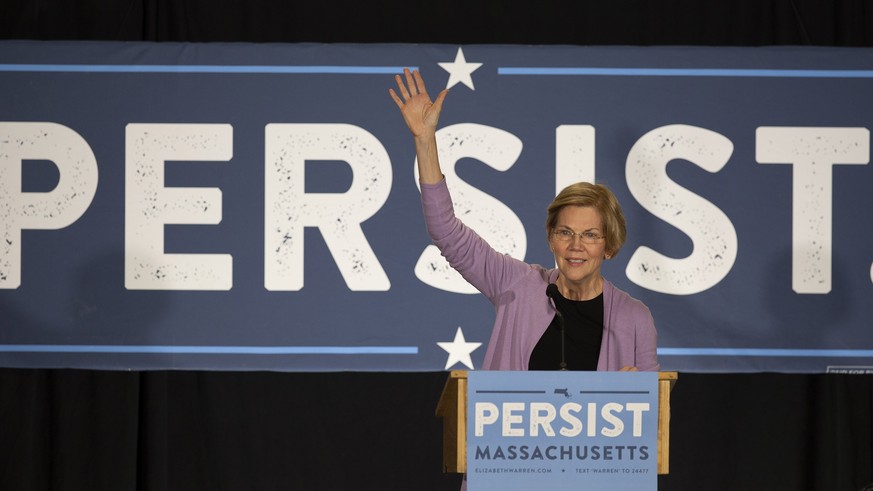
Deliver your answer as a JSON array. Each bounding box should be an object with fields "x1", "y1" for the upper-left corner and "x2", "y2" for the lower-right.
[
  {"x1": 467, "y1": 371, "x2": 658, "y2": 490},
  {"x1": 1, "y1": 41, "x2": 872, "y2": 371}
]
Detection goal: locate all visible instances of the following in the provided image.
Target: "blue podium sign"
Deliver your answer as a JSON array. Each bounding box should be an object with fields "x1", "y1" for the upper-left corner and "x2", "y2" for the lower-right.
[{"x1": 467, "y1": 371, "x2": 658, "y2": 491}]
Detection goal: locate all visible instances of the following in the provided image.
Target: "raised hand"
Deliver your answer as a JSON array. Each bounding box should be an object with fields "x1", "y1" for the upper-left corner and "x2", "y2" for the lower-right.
[{"x1": 389, "y1": 68, "x2": 448, "y2": 139}]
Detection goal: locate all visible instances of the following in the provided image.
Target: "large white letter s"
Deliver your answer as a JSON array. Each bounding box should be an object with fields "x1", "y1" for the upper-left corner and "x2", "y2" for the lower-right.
[{"x1": 625, "y1": 124, "x2": 737, "y2": 295}]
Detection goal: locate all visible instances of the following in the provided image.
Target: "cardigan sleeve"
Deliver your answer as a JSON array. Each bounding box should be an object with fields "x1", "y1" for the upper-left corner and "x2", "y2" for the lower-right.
[
  {"x1": 420, "y1": 178, "x2": 529, "y2": 302},
  {"x1": 634, "y1": 304, "x2": 660, "y2": 372},
  {"x1": 601, "y1": 281, "x2": 660, "y2": 372}
]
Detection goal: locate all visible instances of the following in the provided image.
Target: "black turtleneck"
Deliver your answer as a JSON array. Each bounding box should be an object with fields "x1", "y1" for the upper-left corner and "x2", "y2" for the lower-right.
[{"x1": 528, "y1": 291, "x2": 604, "y2": 371}]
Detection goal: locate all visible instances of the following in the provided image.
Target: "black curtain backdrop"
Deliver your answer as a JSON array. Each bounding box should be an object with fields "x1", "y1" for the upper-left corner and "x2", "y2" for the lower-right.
[
  {"x1": 0, "y1": 370, "x2": 871, "y2": 490},
  {"x1": 2, "y1": 0, "x2": 873, "y2": 46},
  {"x1": 2, "y1": 1, "x2": 873, "y2": 490}
]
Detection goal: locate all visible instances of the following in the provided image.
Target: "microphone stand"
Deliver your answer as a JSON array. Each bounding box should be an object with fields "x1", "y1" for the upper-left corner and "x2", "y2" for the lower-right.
[
  {"x1": 556, "y1": 310, "x2": 567, "y2": 371},
  {"x1": 546, "y1": 284, "x2": 568, "y2": 371}
]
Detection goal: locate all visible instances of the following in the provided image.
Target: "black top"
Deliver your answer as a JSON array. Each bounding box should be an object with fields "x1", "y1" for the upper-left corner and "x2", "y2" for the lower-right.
[{"x1": 528, "y1": 291, "x2": 604, "y2": 371}]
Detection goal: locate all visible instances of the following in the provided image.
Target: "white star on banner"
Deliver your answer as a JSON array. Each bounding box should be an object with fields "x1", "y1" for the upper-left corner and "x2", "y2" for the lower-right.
[
  {"x1": 437, "y1": 327, "x2": 482, "y2": 370},
  {"x1": 438, "y1": 47, "x2": 483, "y2": 90}
]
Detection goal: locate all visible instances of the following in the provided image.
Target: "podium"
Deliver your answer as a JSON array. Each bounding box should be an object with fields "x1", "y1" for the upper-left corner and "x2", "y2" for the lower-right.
[{"x1": 435, "y1": 370, "x2": 678, "y2": 475}]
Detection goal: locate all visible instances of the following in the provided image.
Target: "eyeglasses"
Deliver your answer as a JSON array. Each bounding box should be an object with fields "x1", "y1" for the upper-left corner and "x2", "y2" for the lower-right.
[{"x1": 551, "y1": 228, "x2": 605, "y2": 244}]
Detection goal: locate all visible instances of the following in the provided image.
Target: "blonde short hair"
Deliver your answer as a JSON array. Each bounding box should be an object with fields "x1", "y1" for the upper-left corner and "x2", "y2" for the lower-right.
[{"x1": 545, "y1": 182, "x2": 627, "y2": 257}]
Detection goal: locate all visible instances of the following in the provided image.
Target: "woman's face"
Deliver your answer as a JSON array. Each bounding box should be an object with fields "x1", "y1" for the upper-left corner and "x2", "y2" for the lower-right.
[{"x1": 549, "y1": 205, "x2": 609, "y2": 289}]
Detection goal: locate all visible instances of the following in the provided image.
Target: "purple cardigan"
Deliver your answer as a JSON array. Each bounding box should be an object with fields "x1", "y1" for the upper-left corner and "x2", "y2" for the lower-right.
[{"x1": 422, "y1": 179, "x2": 659, "y2": 372}]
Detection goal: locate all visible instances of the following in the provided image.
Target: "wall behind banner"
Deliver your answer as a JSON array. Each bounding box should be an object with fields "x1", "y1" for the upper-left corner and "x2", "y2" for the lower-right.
[{"x1": 1, "y1": 41, "x2": 872, "y2": 372}]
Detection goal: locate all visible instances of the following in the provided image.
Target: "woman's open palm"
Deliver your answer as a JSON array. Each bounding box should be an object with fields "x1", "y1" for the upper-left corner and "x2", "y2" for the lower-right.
[{"x1": 389, "y1": 68, "x2": 448, "y2": 138}]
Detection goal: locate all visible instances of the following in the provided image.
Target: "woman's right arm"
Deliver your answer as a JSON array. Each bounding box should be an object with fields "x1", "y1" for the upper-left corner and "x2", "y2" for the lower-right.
[{"x1": 390, "y1": 69, "x2": 528, "y2": 300}]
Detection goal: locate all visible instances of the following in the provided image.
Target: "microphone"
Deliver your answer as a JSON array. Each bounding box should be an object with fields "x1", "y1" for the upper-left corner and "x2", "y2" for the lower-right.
[
  {"x1": 546, "y1": 284, "x2": 568, "y2": 371},
  {"x1": 545, "y1": 283, "x2": 560, "y2": 301}
]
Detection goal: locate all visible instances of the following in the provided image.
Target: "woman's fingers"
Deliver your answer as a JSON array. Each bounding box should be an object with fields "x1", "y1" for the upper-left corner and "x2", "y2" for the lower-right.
[
  {"x1": 388, "y1": 87, "x2": 403, "y2": 108},
  {"x1": 413, "y1": 69, "x2": 428, "y2": 98},
  {"x1": 404, "y1": 68, "x2": 418, "y2": 96},
  {"x1": 390, "y1": 68, "x2": 428, "y2": 109},
  {"x1": 432, "y1": 88, "x2": 448, "y2": 112},
  {"x1": 392, "y1": 68, "x2": 431, "y2": 104},
  {"x1": 390, "y1": 68, "x2": 448, "y2": 137},
  {"x1": 394, "y1": 73, "x2": 410, "y2": 101}
]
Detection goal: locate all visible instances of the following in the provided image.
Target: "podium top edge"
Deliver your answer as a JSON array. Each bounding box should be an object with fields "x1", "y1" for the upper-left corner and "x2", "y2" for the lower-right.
[
  {"x1": 447, "y1": 370, "x2": 677, "y2": 380},
  {"x1": 659, "y1": 371, "x2": 678, "y2": 380}
]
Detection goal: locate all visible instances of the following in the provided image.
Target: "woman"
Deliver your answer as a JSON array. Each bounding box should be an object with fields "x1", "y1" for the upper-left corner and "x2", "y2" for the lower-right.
[{"x1": 390, "y1": 68, "x2": 658, "y2": 372}]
